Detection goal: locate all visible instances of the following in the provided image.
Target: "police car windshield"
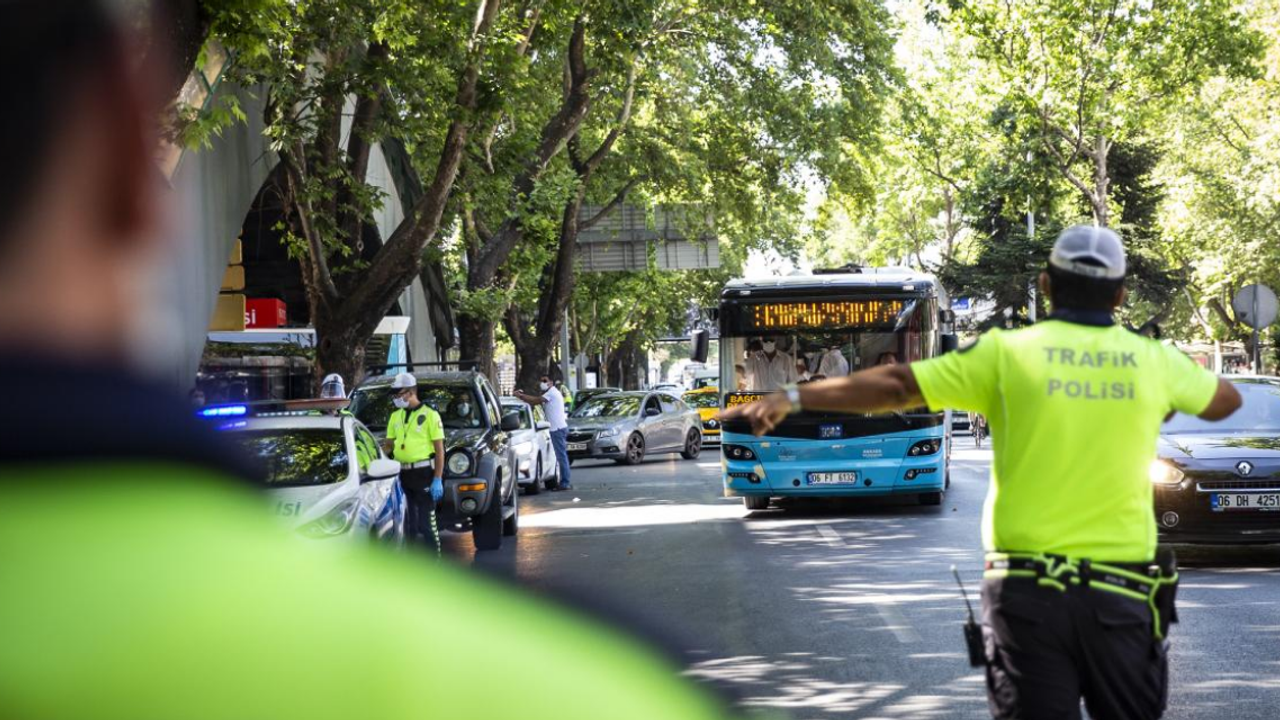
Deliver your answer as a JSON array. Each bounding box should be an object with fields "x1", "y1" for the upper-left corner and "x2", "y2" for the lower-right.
[
  {"x1": 502, "y1": 404, "x2": 534, "y2": 429},
  {"x1": 1164, "y1": 381, "x2": 1280, "y2": 434},
  {"x1": 351, "y1": 384, "x2": 486, "y2": 431},
  {"x1": 573, "y1": 395, "x2": 641, "y2": 418},
  {"x1": 230, "y1": 429, "x2": 349, "y2": 487}
]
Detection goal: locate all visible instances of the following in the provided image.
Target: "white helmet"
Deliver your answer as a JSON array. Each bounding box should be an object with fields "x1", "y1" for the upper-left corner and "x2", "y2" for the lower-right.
[
  {"x1": 319, "y1": 373, "x2": 346, "y2": 399},
  {"x1": 391, "y1": 372, "x2": 417, "y2": 390}
]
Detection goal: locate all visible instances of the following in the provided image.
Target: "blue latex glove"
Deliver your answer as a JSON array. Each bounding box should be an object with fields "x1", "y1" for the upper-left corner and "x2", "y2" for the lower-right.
[{"x1": 430, "y1": 478, "x2": 444, "y2": 503}]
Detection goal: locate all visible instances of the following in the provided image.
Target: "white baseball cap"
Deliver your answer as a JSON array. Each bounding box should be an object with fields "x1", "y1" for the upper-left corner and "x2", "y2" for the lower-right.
[
  {"x1": 390, "y1": 372, "x2": 416, "y2": 390},
  {"x1": 1049, "y1": 225, "x2": 1126, "y2": 280}
]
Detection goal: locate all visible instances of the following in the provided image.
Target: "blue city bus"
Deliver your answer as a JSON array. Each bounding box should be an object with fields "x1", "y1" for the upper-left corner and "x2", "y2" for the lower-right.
[{"x1": 718, "y1": 268, "x2": 958, "y2": 510}]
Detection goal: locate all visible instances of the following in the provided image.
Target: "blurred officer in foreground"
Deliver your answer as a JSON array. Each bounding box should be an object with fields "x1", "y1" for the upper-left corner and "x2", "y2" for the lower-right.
[
  {"x1": 0, "y1": 3, "x2": 729, "y2": 718},
  {"x1": 722, "y1": 226, "x2": 1242, "y2": 720}
]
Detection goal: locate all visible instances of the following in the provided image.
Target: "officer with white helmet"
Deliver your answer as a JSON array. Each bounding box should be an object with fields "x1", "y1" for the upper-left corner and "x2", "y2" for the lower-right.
[
  {"x1": 319, "y1": 373, "x2": 346, "y2": 399},
  {"x1": 384, "y1": 372, "x2": 446, "y2": 555}
]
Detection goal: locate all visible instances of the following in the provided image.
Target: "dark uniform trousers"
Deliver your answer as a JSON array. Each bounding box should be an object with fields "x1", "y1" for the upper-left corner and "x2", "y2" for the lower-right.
[
  {"x1": 983, "y1": 577, "x2": 1168, "y2": 720},
  {"x1": 399, "y1": 465, "x2": 442, "y2": 555}
]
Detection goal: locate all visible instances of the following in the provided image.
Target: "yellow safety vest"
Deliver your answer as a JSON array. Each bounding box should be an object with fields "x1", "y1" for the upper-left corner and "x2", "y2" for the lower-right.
[{"x1": 386, "y1": 404, "x2": 444, "y2": 464}]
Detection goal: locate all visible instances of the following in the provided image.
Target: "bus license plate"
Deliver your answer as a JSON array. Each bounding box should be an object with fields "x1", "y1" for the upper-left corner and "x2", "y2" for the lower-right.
[
  {"x1": 1211, "y1": 493, "x2": 1280, "y2": 511},
  {"x1": 819, "y1": 424, "x2": 843, "y2": 439},
  {"x1": 808, "y1": 472, "x2": 858, "y2": 486},
  {"x1": 567, "y1": 442, "x2": 587, "y2": 452}
]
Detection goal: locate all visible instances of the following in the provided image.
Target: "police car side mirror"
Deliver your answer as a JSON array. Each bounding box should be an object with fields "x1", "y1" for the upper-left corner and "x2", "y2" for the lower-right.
[
  {"x1": 364, "y1": 458, "x2": 401, "y2": 483},
  {"x1": 645, "y1": 407, "x2": 662, "y2": 417},
  {"x1": 536, "y1": 421, "x2": 551, "y2": 431},
  {"x1": 941, "y1": 334, "x2": 959, "y2": 355},
  {"x1": 500, "y1": 412, "x2": 522, "y2": 432}
]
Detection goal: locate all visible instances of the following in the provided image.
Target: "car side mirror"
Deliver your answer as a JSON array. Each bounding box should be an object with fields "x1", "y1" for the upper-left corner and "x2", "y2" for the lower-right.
[
  {"x1": 536, "y1": 421, "x2": 551, "y2": 431},
  {"x1": 690, "y1": 329, "x2": 709, "y2": 364},
  {"x1": 941, "y1": 334, "x2": 959, "y2": 355},
  {"x1": 645, "y1": 407, "x2": 662, "y2": 417},
  {"x1": 500, "y1": 411, "x2": 522, "y2": 432},
  {"x1": 363, "y1": 458, "x2": 401, "y2": 483}
]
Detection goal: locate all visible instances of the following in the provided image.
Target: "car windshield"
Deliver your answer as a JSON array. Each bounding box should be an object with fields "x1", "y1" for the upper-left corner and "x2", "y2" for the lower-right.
[
  {"x1": 684, "y1": 392, "x2": 720, "y2": 409},
  {"x1": 573, "y1": 395, "x2": 641, "y2": 418},
  {"x1": 502, "y1": 404, "x2": 533, "y2": 429},
  {"x1": 1164, "y1": 381, "x2": 1280, "y2": 434},
  {"x1": 350, "y1": 384, "x2": 485, "y2": 431},
  {"x1": 229, "y1": 428, "x2": 349, "y2": 487}
]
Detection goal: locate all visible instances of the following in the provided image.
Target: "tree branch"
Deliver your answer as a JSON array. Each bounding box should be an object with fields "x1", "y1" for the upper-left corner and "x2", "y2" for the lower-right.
[
  {"x1": 280, "y1": 145, "x2": 340, "y2": 305},
  {"x1": 580, "y1": 176, "x2": 642, "y2": 231}
]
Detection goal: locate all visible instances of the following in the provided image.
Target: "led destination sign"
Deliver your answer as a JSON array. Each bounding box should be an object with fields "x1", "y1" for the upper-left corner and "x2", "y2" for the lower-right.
[{"x1": 742, "y1": 300, "x2": 906, "y2": 331}]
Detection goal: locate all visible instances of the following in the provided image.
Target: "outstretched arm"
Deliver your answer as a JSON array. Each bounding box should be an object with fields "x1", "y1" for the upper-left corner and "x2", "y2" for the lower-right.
[{"x1": 718, "y1": 365, "x2": 923, "y2": 436}]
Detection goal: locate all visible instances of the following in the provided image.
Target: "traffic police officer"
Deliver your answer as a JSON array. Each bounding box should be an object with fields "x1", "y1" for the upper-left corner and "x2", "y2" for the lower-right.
[
  {"x1": 722, "y1": 225, "x2": 1242, "y2": 719},
  {"x1": 385, "y1": 372, "x2": 446, "y2": 556},
  {"x1": 0, "y1": 4, "x2": 735, "y2": 717}
]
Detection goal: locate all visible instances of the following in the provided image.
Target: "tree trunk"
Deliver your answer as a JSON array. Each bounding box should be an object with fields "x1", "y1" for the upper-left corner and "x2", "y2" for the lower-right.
[
  {"x1": 312, "y1": 306, "x2": 368, "y2": 395},
  {"x1": 514, "y1": 334, "x2": 556, "y2": 393},
  {"x1": 1092, "y1": 135, "x2": 1112, "y2": 227},
  {"x1": 457, "y1": 313, "x2": 496, "y2": 378}
]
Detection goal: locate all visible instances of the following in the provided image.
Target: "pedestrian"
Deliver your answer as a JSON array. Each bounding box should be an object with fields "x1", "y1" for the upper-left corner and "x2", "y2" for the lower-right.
[
  {"x1": 0, "y1": 5, "x2": 734, "y2": 715},
  {"x1": 515, "y1": 375, "x2": 571, "y2": 491},
  {"x1": 383, "y1": 373, "x2": 446, "y2": 556},
  {"x1": 721, "y1": 225, "x2": 1242, "y2": 720},
  {"x1": 319, "y1": 372, "x2": 346, "y2": 399}
]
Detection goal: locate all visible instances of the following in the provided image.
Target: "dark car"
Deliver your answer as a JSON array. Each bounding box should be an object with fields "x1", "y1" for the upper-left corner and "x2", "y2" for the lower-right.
[
  {"x1": 350, "y1": 371, "x2": 521, "y2": 551},
  {"x1": 1153, "y1": 377, "x2": 1280, "y2": 543},
  {"x1": 566, "y1": 391, "x2": 702, "y2": 465}
]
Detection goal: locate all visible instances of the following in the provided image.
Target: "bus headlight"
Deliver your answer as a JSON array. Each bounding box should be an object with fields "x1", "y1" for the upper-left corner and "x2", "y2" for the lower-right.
[
  {"x1": 723, "y1": 444, "x2": 756, "y2": 461},
  {"x1": 908, "y1": 439, "x2": 942, "y2": 456},
  {"x1": 1149, "y1": 459, "x2": 1185, "y2": 485},
  {"x1": 446, "y1": 450, "x2": 473, "y2": 476}
]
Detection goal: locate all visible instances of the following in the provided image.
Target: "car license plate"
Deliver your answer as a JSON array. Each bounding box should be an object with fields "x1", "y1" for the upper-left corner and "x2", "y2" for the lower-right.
[
  {"x1": 567, "y1": 442, "x2": 587, "y2": 452},
  {"x1": 819, "y1": 423, "x2": 843, "y2": 439},
  {"x1": 807, "y1": 471, "x2": 858, "y2": 486},
  {"x1": 1211, "y1": 493, "x2": 1280, "y2": 511}
]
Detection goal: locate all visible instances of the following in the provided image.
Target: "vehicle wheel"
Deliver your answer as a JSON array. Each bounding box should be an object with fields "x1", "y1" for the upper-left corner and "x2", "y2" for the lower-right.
[
  {"x1": 525, "y1": 458, "x2": 542, "y2": 495},
  {"x1": 473, "y1": 488, "x2": 504, "y2": 551},
  {"x1": 744, "y1": 496, "x2": 770, "y2": 511},
  {"x1": 681, "y1": 429, "x2": 702, "y2": 460},
  {"x1": 503, "y1": 482, "x2": 519, "y2": 537},
  {"x1": 622, "y1": 433, "x2": 646, "y2": 465},
  {"x1": 918, "y1": 491, "x2": 943, "y2": 506}
]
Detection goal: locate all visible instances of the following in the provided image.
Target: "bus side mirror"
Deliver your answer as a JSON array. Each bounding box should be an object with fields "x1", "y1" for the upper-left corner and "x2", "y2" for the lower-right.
[
  {"x1": 691, "y1": 329, "x2": 709, "y2": 364},
  {"x1": 941, "y1": 334, "x2": 959, "y2": 355}
]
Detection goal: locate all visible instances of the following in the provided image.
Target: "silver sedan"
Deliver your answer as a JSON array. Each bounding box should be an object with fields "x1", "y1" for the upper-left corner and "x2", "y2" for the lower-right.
[{"x1": 565, "y1": 391, "x2": 703, "y2": 465}]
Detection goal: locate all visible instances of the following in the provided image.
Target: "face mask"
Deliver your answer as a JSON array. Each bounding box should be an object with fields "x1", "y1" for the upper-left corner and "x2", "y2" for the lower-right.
[
  {"x1": 392, "y1": 397, "x2": 409, "y2": 409},
  {"x1": 762, "y1": 341, "x2": 776, "y2": 353},
  {"x1": 456, "y1": 403, "x2": 471, "y2": 417},
  {"x1": 540, "y1": 381, "x2": 551, "y2": 391}
]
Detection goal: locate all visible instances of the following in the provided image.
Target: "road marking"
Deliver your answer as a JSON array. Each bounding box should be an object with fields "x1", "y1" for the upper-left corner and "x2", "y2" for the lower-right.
[
  {"x1": 875, "y1": 603, "x2": 922, "y2": 643},
  {"x1": 817, "y1": 525, "x2": 845, "y2": 547}
]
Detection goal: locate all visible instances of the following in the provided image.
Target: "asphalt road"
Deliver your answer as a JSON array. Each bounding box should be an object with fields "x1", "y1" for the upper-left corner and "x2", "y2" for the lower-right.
[{"x1": 445, "y1": 440, "x2": 1280, "y2": 719}]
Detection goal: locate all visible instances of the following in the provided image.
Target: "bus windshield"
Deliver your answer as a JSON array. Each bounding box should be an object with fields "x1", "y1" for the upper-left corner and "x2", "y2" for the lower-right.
[{"x1": 724, "y1": 326, "x2": 925, "y2": 393}]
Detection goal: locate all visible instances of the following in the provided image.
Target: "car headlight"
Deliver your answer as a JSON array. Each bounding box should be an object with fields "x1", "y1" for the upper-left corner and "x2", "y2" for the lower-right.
[
  {"x1": 513, "y1": 441, "x2": 534, "y2": 455},
  {"x1": 298, "y1": 498, "x2": 360, "y2": 539},
  {"x1": 704, "y1": 419, "x2": 720, "y2": 429},
  {"x1": 597, "y1": 426, "x2": 619, "y2": 438},
  {"x1": 1149, "y1": 459, "x2": 1185, "y2": 485},
  {"x1": 446, "y1": 450, "x2": 473, "y2": 476}
]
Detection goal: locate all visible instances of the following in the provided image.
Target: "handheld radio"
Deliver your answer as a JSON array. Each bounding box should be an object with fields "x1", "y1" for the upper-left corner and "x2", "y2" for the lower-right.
[{"x1": 951, "y1": 564, "x2": 986, "y2": 668}]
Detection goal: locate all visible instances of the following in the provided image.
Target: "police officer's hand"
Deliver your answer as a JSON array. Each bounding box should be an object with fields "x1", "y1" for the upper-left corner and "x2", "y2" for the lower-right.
[
  {"x1": 717, "y1": 393, "x2": 791, "y2": 436},
  {"x1": 430, "y1": 477, "x2": 444, "y2": 503}
]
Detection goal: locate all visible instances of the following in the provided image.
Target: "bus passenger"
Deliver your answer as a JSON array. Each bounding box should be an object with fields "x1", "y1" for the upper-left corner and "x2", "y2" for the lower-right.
[
  {"x1": 876, "y1": 352, "x2": 899, "y2": 366},
  {"x1": 746, "y1": 337, "x2": 796, "y2": 391},
  {"x1": 818, "y1": 345, "x2": 850, "y2": 377}
]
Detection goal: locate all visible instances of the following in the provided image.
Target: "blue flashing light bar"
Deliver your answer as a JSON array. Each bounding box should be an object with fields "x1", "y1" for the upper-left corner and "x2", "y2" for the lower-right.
[{"x1": 200, "y1": 405, "x2": 249, "y2": 418}]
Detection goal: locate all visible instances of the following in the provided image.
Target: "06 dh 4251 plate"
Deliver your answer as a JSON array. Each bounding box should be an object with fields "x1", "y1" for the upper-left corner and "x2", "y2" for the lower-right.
[
  {"x1": 1211, "y1": 493, "x2": 1280, "y2": 511},
  {"x1": 807, "y1": 471, "x2": 858, "y2": 486}
]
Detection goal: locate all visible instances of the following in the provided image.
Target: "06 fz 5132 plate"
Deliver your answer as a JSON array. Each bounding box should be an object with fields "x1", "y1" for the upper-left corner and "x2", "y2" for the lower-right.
[{"x1": 807, "y1": 471, "x2": 858, "y2": 486}]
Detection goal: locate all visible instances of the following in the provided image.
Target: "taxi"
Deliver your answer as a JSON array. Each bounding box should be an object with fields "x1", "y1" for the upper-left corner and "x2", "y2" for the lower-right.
[
  {"x1": 199, "y1": 400, "x2": 406, "y2": 543},
  {"x1": 683, "y1": 387, "x2": 722, "y2": 444}
]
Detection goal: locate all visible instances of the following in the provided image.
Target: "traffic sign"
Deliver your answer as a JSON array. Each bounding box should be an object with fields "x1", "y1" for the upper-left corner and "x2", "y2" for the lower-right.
[{"x1": 1232, "y1": 284, "x2": 1278, "y2": 330}]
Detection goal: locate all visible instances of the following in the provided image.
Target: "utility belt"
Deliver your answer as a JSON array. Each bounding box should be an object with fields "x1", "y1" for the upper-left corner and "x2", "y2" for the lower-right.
[
  {"x1": 984, "y1": 549, "x2": 1180, "y2": 640},
  {"x1": 403, "y1": 458, "x2": 436, "y2": 470}
]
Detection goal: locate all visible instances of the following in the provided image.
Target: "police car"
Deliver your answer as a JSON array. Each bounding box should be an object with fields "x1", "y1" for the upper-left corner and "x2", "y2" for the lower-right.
[{"x1": 199, "y1": 400, "x2": 406, "y2": 543}]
